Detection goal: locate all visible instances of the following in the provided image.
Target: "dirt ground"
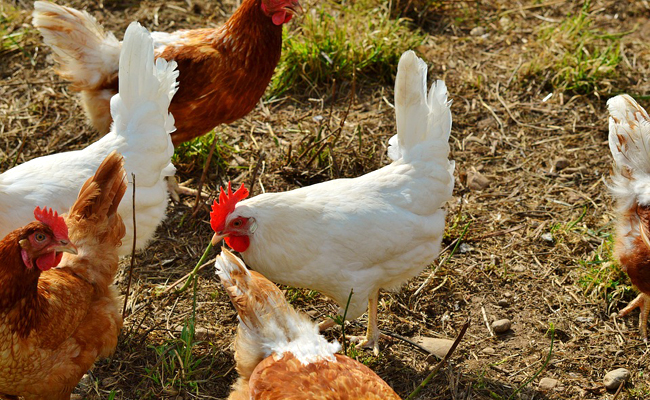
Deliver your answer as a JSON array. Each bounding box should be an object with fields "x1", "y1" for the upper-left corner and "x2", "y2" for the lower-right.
[{"x1": 2, "y1": 0, "x2": 650, "y2": 399}]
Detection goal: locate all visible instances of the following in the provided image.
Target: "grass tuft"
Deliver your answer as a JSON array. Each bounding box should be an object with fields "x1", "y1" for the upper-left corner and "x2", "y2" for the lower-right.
[
  {"x1": 519, "y1": 1, "x2": 629, "y2": 95},
  {"x1": 271, "y1": 0, "x2": 424, "y2": 96}
]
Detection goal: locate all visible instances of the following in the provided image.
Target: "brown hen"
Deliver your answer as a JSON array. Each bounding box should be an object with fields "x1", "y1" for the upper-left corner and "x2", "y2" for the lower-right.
[
  {"x1": 33, "y1": 0, "x2": 301, "y2": 146},
  {"x1": 0, "y1": 150, "x2": 126, "y2": 399}
]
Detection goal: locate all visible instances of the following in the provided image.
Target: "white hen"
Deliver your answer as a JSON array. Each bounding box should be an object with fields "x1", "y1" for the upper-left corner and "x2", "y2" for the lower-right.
[
  {"x1": 209, "y1": 50, "x2": 455, "y2": 353},
  {"x1": 0, "y1": 22, "x2": 177, "y2": 256}
]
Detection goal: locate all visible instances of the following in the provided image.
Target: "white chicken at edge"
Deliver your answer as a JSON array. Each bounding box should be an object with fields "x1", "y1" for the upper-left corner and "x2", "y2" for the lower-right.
[{"x1": 210, "y1": 50, "x2": 455, "y2": 354}]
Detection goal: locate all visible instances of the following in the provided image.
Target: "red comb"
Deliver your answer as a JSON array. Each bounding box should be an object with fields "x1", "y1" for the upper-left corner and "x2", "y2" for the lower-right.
[
  {"x1": 34, "y1": 207, "x2": 68, "y2": 239},
  {"x1": 210, "y1": 182, "x2": 249, "y2": 233}
]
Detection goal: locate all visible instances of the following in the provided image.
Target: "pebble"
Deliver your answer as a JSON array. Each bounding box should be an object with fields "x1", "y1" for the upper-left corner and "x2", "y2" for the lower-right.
[
  {"x1": 541, "y1": 232, "x2": 554, "y2": 242},
  {"x1": 538, "y1": 377, "x2": 558, "y2": 391},
  {"x1": 467, "y1": 169, "x2": 490, "y2": 190},
  {"x1": 492, "y1": 319, "x2": 512, "y2": 334},
  {"x1": 415, "y1": 337, "x2": 454, "y2": 359},
  {"x1": 575, "y1": 316, "x2": 594, "y2": 323},
  {"x1": 459, "y1": 243, "x2": 473, "y2": 253},
  {"x1": 603, "y1": 368, "x2": 630, "y2": 390},
  {"x1": 497, "y1": 298, "x2": 510, "y2": 307},
  {"x1": 481, "y1": 347, "x2": 496, "y2": 355},
  {"x1": 470, "y1": 26, "x2": 486, "y2": 36}
]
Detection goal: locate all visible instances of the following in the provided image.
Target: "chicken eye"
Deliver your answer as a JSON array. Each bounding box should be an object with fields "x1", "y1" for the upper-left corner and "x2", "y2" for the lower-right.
[
  {"x1": 233, "y1": 219, "x2": 243, "y2": 228},
  {"x1": 35, "y1": 233, "x2": 46, "y2": 242}
]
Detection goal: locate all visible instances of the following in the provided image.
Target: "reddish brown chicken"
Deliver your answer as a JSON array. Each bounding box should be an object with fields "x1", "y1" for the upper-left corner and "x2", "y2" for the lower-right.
[
  {"x1": 0, "y1": 151, "x2": 127, "y2": 400},
  {"x1": 216, "y1": 249, "x2": 402, "y2": 400},
  {"x1": 33, "y1": 0, "x2": 301, "y2": 146},
  {"x1": 608, "y1": 94, "x2": 650, "y2": 340}
]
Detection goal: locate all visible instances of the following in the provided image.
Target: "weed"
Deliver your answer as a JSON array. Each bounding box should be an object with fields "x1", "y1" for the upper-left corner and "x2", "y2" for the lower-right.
[
  {"x1": 520, "y1": 1, "x2": 629, "y2": 94},
  {"x1": 271, "y1": 0, "x2": 423, "y2": 96},
  {"x1": 172, "y1": 130, "x2": 237, "y2": 176}
]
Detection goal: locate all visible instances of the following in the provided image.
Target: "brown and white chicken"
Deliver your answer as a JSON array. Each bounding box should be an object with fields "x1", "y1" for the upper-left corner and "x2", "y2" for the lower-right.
[
  {"x1": 216, "y1": 248, "x2": 402, "y2": 400},
  {"x1": 608, "y1": 94, "x2": 650, "y2": 339}
]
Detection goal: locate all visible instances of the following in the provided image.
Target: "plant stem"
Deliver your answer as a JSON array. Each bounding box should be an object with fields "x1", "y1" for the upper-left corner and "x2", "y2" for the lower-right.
[
  {"x1": 405, "y1": 319, "x2": 470, "y2": 400},
  {"x1": 177, "y1": 241, "x2": 214, "y2": 293}
]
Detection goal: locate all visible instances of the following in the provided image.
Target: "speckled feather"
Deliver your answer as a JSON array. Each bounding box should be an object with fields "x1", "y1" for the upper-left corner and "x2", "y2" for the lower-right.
[{"x1": 0, "y1": 152, "x2": 127, "y2": 400}]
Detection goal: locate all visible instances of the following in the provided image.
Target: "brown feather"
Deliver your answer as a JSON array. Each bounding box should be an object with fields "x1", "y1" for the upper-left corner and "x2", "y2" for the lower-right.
[
  {"x1": 0, "y1": 152, "x2": 127, "y2": 399},
  {"x1": 249, "y1": 353, "x2": 402, "y2": 400}
]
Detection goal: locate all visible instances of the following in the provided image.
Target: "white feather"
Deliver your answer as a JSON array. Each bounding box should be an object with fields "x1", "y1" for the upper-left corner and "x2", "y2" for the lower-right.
[
  {"x1": 215, "y1": 251, "x2": 340, "y2": 365},
  {"x1": 0, "y1": 22, "x2": 176, "y2": 255}
]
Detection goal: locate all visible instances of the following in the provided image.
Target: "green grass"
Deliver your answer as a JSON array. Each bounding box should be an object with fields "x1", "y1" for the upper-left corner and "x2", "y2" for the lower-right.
[
  {"x1": 172, "y1": 130, "x2": 240, "y2": 177},
  {"x1": 520, "y1": 1, "x2": 629, "y2": 95},
  {"x1": 270, "y1": 0, "x2": 424, "y2": 96}
]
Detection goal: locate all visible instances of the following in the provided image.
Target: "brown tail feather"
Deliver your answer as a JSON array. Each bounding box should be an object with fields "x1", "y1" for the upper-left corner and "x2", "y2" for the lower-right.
[{"x1": 68, "y1": 150, "x2": 127, "y2": 222}]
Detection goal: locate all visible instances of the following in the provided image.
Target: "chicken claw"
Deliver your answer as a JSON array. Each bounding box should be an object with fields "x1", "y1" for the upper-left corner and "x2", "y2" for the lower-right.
[{"x1": 618, "y1": 293, "x2": 650, "y2": 340}]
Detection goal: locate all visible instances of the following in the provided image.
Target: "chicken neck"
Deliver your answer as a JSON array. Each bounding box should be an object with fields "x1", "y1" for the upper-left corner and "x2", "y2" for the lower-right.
[{"x1": 0, "y1": 235, "x2": 44, "y2": 337}]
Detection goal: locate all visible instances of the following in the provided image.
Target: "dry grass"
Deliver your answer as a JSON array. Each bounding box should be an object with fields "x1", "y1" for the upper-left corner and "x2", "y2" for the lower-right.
[{"x1": 2, "y1": 0, "x2": 650, "y2": 399}]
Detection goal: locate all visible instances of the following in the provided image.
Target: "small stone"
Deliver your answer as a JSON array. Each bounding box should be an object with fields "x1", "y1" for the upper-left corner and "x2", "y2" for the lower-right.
[
  {"x1": 415, "y1": 337, "x2": 454, "y2": 359},
  {"x1": 459, "y1": 243, "x2": 473, "y2": 253},
  {"x1": 194, "y1": 327, "x2": 212, "y2": 341},
  {"x1": 497, "y1": 298, "x2": 510, "y2": 307},
  {"x1": 470, "y1": 26, "x2": 485, "y2": 36},
  {"x1": 492, "y1": 319, "x2": 512, "y2": 334},
  {"x1": 467, "y1": 170, "x2": 490, "y2": 191},
  {"x1": 541, "y1": 232, "x2": 554, "y2": 242},
  {"x1": 539, "y1": 377, "x2": 558, "y2": 391},
  {"x1": 499, "y1": 16, "x2": 512, "y2": 29},
  {"x1": 481, "y1": 347, "x2": 496, "y2": 355},
  {"x1": 504, "y1": 292, "x2": 512, "y2": 298},
  {"x1": 603, "y1": 368, "x2": 630, "y2": 390},
  {"x1": 554, "y1": 157, "x2": 570, "y2": 171},
  {"x1": 575, "y1": 316, "x2": 594, "y2": 323}
]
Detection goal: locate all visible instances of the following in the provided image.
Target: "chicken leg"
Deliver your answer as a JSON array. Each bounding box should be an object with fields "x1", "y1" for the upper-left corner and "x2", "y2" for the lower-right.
[
  {"x1": 349, "y1": 292, "x2": 387, "y2": 356},
  {"x1": 618, "y1": 292, "x2": 650, "y2": 340}
]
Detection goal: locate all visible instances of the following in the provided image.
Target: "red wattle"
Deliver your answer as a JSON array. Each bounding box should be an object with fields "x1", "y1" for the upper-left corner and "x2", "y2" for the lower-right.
[
  {"x1": 225, "y1": 236, "x2": 250, "y2": 252},
  {"x1": 36, "y1": 251, "x2": 62, "y2": 271}
]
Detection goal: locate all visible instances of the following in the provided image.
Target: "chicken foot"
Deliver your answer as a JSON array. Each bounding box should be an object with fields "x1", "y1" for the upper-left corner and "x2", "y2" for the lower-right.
[
  {"x1": 166, "y1": 176, "x2": 210, "y2": 203},
  {"x1": 348, "y1": 293, "x2": 391, "y2": 356},
  {"x1": 618, "y1": 292, "x2": 650, "y2": 340}
]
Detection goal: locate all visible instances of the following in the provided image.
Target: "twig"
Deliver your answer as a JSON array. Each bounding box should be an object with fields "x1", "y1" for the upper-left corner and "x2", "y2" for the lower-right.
[
  {"x1": 122, "y1": 173, "x2": 137, "y2": 318},
  {"x1": 405, "y1": 318, "x2": 470, "y2": 400},
  {"x1": 612, "y1": 376, "x2": 626, "y2": 400},
  {"x1": 481, "y1": 306, "x2": 494, "y2": 337},
  {"x1": 247, "y1": 151, "x2": 266, "y2": 194},
  {"x1": 192, "y1": 135, "x2": 218, "y2": 215},
  {"x1": 163, "y1": 256, "x2": 217, "y2": 294},
  {"x1": 176, "y1": 242, "x2": 215, "y2": 293}
]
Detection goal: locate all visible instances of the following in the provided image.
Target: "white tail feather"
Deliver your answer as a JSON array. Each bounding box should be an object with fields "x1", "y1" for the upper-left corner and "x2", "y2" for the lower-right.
[
  {"x1": 389, "y1": 50, "x2": 452, "y2": 163},
  {"x1": 33, "y1": 1, "x2": 120, "y2": 89},
  {"x1": 607, "y1": 94, "x2": 650, "y2": 207},
  {"x1": 109, "y1": 22, "x2": 177, "y2": 188}
]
